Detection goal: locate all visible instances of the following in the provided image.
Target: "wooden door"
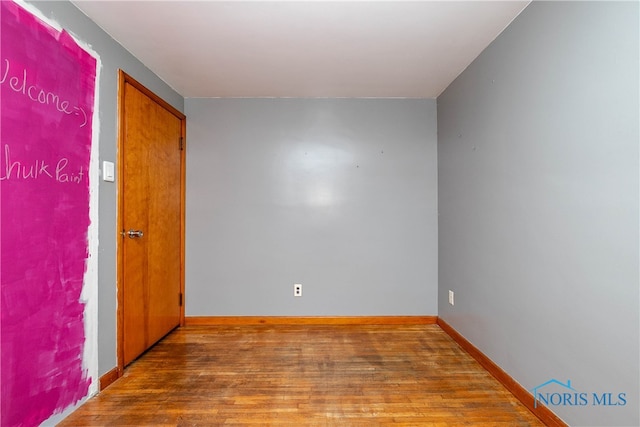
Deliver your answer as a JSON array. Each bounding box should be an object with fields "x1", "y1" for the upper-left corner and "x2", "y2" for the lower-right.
[{"x1": 118, "y1": 71, "x2": 185, "y2": 368}]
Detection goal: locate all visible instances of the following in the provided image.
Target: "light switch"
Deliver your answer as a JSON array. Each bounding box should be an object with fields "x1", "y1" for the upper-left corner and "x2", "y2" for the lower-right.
[{"x1": 103, "y1": 161, "x2": 115, "y2": 182}]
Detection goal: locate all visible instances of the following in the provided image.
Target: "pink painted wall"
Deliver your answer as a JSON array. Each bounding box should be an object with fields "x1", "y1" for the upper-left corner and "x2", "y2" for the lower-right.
[{"x1": 1, "y1": 2, "x2": 97, "y2": 425}]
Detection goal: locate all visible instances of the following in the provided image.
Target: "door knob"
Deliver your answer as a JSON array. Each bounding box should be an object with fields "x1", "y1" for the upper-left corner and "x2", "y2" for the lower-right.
[{"x1": 127, "y1": 229, "x2": 144, "y2": 238}]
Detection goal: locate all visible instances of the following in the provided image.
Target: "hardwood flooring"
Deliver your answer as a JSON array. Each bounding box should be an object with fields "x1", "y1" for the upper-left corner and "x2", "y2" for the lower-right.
[{"x1": 58, "y1": 325, "x2": 544, "y2": 426}]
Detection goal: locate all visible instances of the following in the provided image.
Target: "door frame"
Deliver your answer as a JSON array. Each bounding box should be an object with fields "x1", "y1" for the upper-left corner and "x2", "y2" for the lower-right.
[{"x1": 116, "y1": 70, "x2": 186, "y2": 374}]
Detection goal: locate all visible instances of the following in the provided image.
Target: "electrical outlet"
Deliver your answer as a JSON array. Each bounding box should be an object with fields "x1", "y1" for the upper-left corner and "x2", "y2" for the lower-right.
[
  {"x1": 448, "y1": 290, "x2": 454, "y2": 306},
  {"x1": 294, "y1": 284, "x2": 302, "y2": 297}
]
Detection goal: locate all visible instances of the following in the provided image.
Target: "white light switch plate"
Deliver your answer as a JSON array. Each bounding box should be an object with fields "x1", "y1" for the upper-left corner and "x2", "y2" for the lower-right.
[{"x1": 103, "y1": 161, "x2": 115, "y2": 182}]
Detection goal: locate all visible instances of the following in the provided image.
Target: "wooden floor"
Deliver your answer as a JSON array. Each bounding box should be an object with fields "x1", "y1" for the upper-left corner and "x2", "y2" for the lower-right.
[{"x1": 59, "y1": 325, "x2": 544, "y2": 426}]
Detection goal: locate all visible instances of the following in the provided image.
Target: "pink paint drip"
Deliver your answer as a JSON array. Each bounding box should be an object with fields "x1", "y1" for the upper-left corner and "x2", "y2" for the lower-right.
[{"x1": 1, "y1": 2, "x2": 96, "y2": 426}]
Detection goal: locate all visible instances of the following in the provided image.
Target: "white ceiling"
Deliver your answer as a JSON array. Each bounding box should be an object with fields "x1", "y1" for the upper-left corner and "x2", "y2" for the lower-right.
[{"x1": 70, "y1": 1, "x2": 530, "y2": 98}]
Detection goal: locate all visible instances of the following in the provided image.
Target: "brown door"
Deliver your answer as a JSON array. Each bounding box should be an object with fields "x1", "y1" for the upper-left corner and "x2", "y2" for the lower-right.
[{"x1": 118, "y1": 71, "x2": 185, "y2": 367}]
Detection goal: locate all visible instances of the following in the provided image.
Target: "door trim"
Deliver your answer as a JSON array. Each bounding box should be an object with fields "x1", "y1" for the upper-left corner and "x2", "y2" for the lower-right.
[{"x1": 116, "y1": 70, "x2": 186, "y2": 374}]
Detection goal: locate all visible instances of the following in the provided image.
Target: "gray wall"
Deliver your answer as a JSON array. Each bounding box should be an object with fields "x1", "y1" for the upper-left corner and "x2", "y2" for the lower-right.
[
  {"x1": 437, "y1": 2, "x2": 639, "y2": 426},
  {"x1": 185, "y1": 99, "x2": 438, "y2": 316},
  {"x1": 26, "y1": 2, "x2": 183, "y2": 422}
]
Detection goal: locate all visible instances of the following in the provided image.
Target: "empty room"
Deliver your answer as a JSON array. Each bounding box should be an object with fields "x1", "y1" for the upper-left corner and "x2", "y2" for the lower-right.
[{"x1": 1, "y1": 1, "x2": 638, "y2": 426}]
